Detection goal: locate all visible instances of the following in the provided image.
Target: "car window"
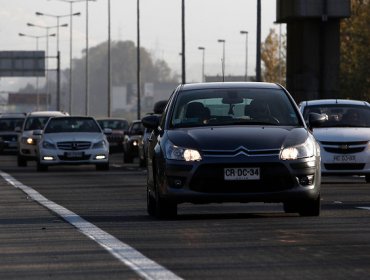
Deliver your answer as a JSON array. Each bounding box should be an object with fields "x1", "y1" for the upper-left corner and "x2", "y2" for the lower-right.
[
  {"x1": 0, "y1": 118, "x2": 24, "y2": 131},
  {"x1": 170, "y1": 88, "x2": 300, "y2": 128},
  {"x1": 303, "y1": 105, "x2": 370, "y2": 127},
  {"x1": 44, "y1": 118, "x2": 101, "y2": 133},
  {"x1": 24, "y1": 117, "x2": 51, "y2": 130},
  {"x1": 98, "y1": 120, "x2": 128, "y2": 130}
]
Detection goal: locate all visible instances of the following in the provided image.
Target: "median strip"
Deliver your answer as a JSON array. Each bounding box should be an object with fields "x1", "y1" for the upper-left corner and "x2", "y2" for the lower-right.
[{"x1": 0, "y1": 171, "x2": 182, "y2": 280}]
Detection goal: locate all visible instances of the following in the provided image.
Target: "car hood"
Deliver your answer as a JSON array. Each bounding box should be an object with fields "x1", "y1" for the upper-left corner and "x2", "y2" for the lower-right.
[
  {"x1": 313, "y1": 127, "x2": 370, "y2": 142},
  {"x1": 166, "y1": 126, "x2": 309, "y2": 151},
  {"x1": 42, "y1": 132, "x2": 105, "y2": 143}
]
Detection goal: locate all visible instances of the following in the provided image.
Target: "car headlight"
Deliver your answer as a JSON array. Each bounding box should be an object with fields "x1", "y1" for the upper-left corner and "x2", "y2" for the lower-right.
[
  {"x1": 92, "y1": 140, "x2": 106, "y2": 149},
  {"x1": 22, "y1": 137, "x2": 36, "y2": 145},
  {"x1": 280, "y1": 137, "x2": 315, "y2": 160},
  {"x1": 165, "y1": 140, "x2": 202, "y2": 161},
  {"x1": 42, "y1": 140, "x2": 56, "y2": 149}
]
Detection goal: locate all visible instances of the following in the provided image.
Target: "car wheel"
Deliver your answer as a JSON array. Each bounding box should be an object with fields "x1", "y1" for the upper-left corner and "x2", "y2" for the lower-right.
[
  {"x1": 283, "y1": 201, "x2": 298, "y2": 213},
  {"x1": 147, "y1": 185, "x2": 156, "y2": 216},
  {"x1": 365, "y1": 175, "x2": 370, "y2": 183},
  {"x1": 139, "y1": 157, "x2": 146, "y2": 168},
  {"x1": 153, "y1": 174, "x2": 177, "y2": 219},
  {"x1": 123, "y1": 153, "x2": 133, "y2": 163},
  {"x1": 96, "y1": 163, "x2": 110, "y2": 171},
  {"x1": 36, "y1": 161, "x2": 48, "y2": 172},
  {"x1": 298, "y1": 195, "x2": 321, "y2": 217},
  {"x1": 17, "y1": 154, "x2": 27, "y2": 167}
]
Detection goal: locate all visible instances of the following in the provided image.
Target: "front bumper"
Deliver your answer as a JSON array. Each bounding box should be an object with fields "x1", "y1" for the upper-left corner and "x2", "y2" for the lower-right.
[
  {"x1": 39, "y1": 148, "x2": 109, "y2": 166},
  {"x1": 157, "y1": 155, "x2": 321, "y2": 204}
]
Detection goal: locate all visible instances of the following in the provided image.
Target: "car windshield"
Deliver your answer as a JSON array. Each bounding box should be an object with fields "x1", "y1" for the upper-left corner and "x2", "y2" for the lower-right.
[
  {"x1": 303, "y1": 105, "x2": 370, "y2": 128},
  {"x1": 44, "y1": 117, "x2": 101, "y2": 133},
  {"x1": 24, "y1": 116, "x2": 51, "y2": 130},
  {"x1": 97, "y1": 119, "x2": 128, "y2": 130},
  {"x1": 170, "y1": 88, "x2": 300, "y2": 128},
  {"x1": 0, "y1": 118, "x2": 24, "y2": 131}
]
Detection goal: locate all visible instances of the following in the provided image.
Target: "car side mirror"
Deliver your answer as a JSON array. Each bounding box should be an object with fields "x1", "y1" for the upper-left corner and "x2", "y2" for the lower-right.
[
  {"x1": 103, "y1": 128, "x2": 112, "y2": 135},
  {"x1": 142, "y1": 115, "x2": 160, "y2": 130},
  {"x1": 308, "y1": 113, "x2": 327, "y2": 129},
  {"x1": 33, "y1": 129, "x2": 43, "y2": 136},
  {"x1": 15, "y1": 126, "x2": 21, "y2": 133}
]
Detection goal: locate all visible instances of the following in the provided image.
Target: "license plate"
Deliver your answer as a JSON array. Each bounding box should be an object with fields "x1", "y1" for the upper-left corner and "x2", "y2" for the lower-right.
[
  {"x1": 224, "y1": 167, "x2": 260, "y2": 180},
  {"x1": 65, "y1": 151, "x2": 83, "y2": 158},
  {"x1": 333, "y1": 155, "x2": 356, "y2": 163}
]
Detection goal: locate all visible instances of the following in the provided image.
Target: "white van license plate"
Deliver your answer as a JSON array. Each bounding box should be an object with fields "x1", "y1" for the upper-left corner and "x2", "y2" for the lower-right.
[{"x1": 224, "y1": 168, "x2": 260, "y2": 180}]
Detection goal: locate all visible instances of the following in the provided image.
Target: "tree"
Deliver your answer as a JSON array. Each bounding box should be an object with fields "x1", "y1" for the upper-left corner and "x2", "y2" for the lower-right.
[
  {"x1": 340, "y1": 0, "x2": 370, "y2": 99},
  {"x1": 261, "y1": 28, "x2": 286, "y2": 86}
]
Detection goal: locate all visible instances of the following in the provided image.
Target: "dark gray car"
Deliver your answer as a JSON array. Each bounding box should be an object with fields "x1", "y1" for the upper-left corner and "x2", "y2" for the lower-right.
[{"x1": 142, "y1": 82, "x2": 323, "y2": 219}]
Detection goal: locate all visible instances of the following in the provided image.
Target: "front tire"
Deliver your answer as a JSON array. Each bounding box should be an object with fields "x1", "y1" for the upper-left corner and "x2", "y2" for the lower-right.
[
  {"x1": 365, "y1": 175, "x2": 370, "y2": 183},
  {"x1": 17, "y1": 154, "x2": 27, "y2": 167},
  {"x1": 152, "y1": 173, "x2": 177, "y2": 219},
  {"x1": 36, "y1": 161, "x2": 48, "y2": 172},
  {"x1": 123, "y1": 152, "x2": 133, "y2": 163},
  {"x1": 298, "y1": 195, "x2": 321, "y2": 217},
  {"x1": 96, "y1": 163, "x2": 109, "y2": 171}
]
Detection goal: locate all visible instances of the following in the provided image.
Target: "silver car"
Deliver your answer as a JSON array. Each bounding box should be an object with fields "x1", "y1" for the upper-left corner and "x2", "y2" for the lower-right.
[
  {"x1": 17, "y1": 111, "x2": 68, "y2": 166},
  {"x1": 36, "y1": 116, "x2": 110, "y2": 171},
  {"x1": 300, "y1": 99, "x2": 370, "y2": 182}
]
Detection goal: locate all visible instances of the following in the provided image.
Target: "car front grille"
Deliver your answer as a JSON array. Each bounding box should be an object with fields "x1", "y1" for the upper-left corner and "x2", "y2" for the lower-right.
[
  {"x1": 189, "y1": 163, "x2": 295, "y2": 193},
  {"x1": 320, "y1": 140, "x2": 368, "y2": 154},
  {"x1": 1, "y1": 134, "x2": 18, "y2": 141},
  {"x1": 57, "y1": 141, "x2": 91, "y2": 150}
]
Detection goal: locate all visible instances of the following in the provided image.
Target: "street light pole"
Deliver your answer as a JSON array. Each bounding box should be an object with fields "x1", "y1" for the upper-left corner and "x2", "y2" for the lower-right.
[
  {"x1": 256, "y1": 0, "x2": 262, "y2": 82},
  {"x1": 36, "y1": 12, "x2": 75, "y2": 111},
  {"x1": 27, "y1": 22, "x2": 66, "y2": 110},
  {"x1": 198, "y1": 46, "x2": 205, "y2": 82},
  {"x1": 240, "y1": 30, "x2": 249, "y2": 81},
  {"x1": 137, "y1": 0, "x2": 141, "y2": 120},
  {"x1": 18, "y1": 32, "x2": 56, "y2": 110},
  {"x1": 217, "y1": 39, "x2": 226, "y2": 81},
  {"x1": 181, "y1": 0, "x2": 186, "y2": 84},
  {"x1": 108, "y1": 0, "x2": 111, "y2": 117}
]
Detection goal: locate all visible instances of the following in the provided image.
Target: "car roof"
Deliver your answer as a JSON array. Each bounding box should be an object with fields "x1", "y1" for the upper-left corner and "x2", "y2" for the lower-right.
[
  {"x1": 180, "y1": 82, "x2": 282, "y2": 91},
  {"x1": 0, "y1": 113, "x2": 26, "y2": 118},
  {"x1": 300, "y1": 99, "x2": 370, "y2": 107},
  {"x1": 26, "y1": 111, "x2": 68, "y2": 117}
]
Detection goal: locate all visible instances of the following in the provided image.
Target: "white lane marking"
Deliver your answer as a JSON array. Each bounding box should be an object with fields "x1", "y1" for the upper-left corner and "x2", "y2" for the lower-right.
[
  {"x1": 357, "y1": 207, "x2": 370, "y2": 211},
  {"x1": 0, "y1": 171, "x2": 182, "y2": 280}
]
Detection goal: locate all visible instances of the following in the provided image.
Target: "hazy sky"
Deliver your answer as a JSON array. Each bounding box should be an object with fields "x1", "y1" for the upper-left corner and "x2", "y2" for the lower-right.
[{"x1": 0, "y1": 0, "x2": 283, "y2": 88}]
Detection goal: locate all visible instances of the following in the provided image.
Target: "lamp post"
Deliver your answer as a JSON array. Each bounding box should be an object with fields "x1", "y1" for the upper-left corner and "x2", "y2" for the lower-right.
[
  {"x1": 198, "y1": 46, "x2": 205, "y2": 82},
  {"x1": 18, "y1": 32, "x2": 56, "y2": 110},
  {"x1": 240, "y1": 30, "x2": 249, "y2": 81},
  {"x1": 36, "y1": 11, "x2": 79, "y2": 111},
  {"x1": 136, "y1": 0, "x2": 141, "y2": 120},
  {"x1": 36, "y1": 10, "x2": 81, "y2": 112},
  {"x1": 27, "y1": 22, "x2": 67, "y2": 110},
  {"x1": 181, "y1": 0, "x2": 186, "y2": 84},
  {"x1": 217, "y1": 39, "x2": 226, "y2": 81},
  {"x1": 108, "y1": 0, "x2": 112, "y2": 117}
]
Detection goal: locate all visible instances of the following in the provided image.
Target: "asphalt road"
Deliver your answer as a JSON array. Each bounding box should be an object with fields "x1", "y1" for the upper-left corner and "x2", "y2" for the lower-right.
[{"x1": 0, "y1": 153, "x2": 370, "y2": 280}]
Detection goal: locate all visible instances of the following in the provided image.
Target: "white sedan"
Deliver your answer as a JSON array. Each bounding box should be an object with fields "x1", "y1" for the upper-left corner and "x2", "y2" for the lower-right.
[
  {"x1": 36, "y1": 116, "x2": 111, "y2": 171},
  {"x1": 300, "y1": 99, "x2": 370, "y2": 182}
]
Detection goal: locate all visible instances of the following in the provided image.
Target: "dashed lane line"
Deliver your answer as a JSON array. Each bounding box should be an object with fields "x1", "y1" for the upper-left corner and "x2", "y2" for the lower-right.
[
  {"x1": 0, "y1": 171, "x2": 183, "y2": 280},
  {"x1": 357, "y1": 207, "x2": 370, "y2": 211}
]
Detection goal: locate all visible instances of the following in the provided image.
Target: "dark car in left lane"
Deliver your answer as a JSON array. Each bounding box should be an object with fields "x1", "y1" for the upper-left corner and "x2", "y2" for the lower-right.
[
  {"x1": 142, "y1": 82, "x2": 323, "y2": 219},
  {"x1": 0, "y1": 113, "x2": 25, "y2": 154}
]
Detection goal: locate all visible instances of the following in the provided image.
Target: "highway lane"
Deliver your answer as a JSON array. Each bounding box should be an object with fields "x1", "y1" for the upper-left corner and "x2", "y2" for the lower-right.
[{"x1": 1, "y1": 153, "x2": 370, "y2": 279}]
